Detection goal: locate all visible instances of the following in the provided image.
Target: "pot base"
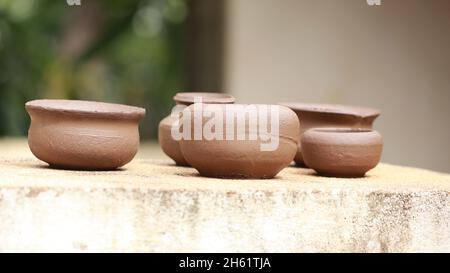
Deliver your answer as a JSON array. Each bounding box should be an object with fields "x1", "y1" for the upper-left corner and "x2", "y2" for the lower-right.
[
  {"x1": 315, "y1": 171, "x2": 368, "y2": 178},
  {"x1": 197, "y1": 170, "x2": 281, "y2": 180},
  {"x1": 48, "y1": 164, "x2": 121, "y2": 172},
  {"x1": 294, "y1": 160, "x2": 307, "y2": 168},
  {"x1": 199, "y1": 172, "x2": 278, "y2": 180}
]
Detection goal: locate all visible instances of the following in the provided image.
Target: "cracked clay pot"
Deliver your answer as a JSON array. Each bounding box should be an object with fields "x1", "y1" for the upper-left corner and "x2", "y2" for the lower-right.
[
  {"x1": 158, "y1": 92, "x2": 235, "y2": 166},
  {"x1": 26, "y1": 99, "x2": 146, "y2": 170},
  {"x1": 301, "y1": 128, "x2": 383, "y2": 178},
  {"x1": 279, "y1": 103, "x2": 380, "y2": 167},
  {"x1": 179, "y1": 104, "x2": 299, "y2": 179}
]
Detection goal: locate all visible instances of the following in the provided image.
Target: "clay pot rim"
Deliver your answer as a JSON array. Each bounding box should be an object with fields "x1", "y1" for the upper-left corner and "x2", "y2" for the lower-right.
[
  {"x1": 303, "y1": 128, "x2": 382, "y2": 143},
  {"x1": 26, "y1": 99, "x2": 146, "y2": 121},
  {"x1": 184, "y1": 103, "x2": 288, "y2": 109},
  {"x1": 309, "y1": 128, "x2": 374, "y2": 134},
  {"x1": 278, "y1": 102, "x2": 380, "y2": 118},
  {"x1": 173, "y1": 92, "x2": 235, "y2": 105}
]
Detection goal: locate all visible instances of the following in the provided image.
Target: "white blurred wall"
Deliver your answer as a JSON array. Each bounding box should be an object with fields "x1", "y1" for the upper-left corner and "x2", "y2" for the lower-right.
[{"x1": 224, "y1": 0, "x2": 450, "y2": 173}]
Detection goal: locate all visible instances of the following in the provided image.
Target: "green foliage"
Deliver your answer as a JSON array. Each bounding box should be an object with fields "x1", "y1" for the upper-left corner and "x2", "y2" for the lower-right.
[{"x1": 0, "y1": 0, "x2": 186, "y2": 138}]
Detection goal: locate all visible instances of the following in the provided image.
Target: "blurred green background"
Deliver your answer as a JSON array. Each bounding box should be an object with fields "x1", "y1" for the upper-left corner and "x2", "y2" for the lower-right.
[{"x1": 0, "y1": 0, "x2": 191, "y2": 138}]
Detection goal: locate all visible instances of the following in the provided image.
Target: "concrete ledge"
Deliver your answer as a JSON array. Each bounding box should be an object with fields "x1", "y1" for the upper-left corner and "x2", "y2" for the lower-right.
[{"x1": 0, "y1": 141, "x2": 449, "y2": 252}]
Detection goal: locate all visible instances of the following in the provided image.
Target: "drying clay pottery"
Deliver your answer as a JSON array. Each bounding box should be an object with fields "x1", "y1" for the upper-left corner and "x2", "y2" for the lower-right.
[
  {"x1": 26, "y1": 99, "x2": 146, "y2": 170},
  {"x1": 159, "y1": 92, "x2": 235, "y2": 166},
  {"x1": 159, "y1": 115, "x2": 189, "y2": 166},
  {"x1": 179, "y1": 104, "x2": 299, "y2": 179},
  {"x1": 279, "y1": 103, "x2": 380, "y2": 167},
  {"x1": 301, "y1": 128, "x2": 383, "y2": 177}
]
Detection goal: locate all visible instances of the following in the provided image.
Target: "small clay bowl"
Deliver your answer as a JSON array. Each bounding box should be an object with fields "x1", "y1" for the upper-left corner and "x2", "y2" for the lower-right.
[
  {"x1": 179, "y1": 104, "x2": 299, "y2": 179},
  {"x1": 278, "y1": 102, "x2": 380, "y2": 167},
  {"x1": 26, "y1": 99, "x2": 146, "y2": 170},
  {"x1": 301, "y1": 128, "x2": 383, "y2": 177},
  {"x1": 159, "y1": 92, "x2": 235, "y2": 166}
]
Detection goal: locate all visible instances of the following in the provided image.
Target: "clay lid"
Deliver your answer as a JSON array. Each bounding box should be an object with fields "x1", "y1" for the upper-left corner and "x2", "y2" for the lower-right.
[
  {"x1": 279, "y1": 102, "x2": 380, "y2": 118},
  {"x1": 26, "y1": 99, "x2": 146, "y2": 120},
  {"x1": 173, "y1": 92, "x2": 235, "y2": 105}
]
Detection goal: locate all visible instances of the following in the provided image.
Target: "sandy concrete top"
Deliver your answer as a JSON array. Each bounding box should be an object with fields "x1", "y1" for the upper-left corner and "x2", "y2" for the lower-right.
[{"x1": 1, "y1": 138, "x2": 449, "y2": 193}]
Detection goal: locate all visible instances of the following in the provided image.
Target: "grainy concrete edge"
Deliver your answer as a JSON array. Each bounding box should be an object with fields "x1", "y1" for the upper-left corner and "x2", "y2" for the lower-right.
[{"x1": 0, "y1": 186, "x2": 449, "y2": 252}]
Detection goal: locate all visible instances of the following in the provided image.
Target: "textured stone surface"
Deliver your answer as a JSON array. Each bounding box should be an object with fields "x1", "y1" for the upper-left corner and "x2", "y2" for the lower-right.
[{"x1": 0, "y1": 139, "x2": 449, "y2": 252}]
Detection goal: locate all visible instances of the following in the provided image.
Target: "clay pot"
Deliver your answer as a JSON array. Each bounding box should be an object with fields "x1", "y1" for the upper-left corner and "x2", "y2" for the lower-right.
[
  {"x1": 159, "y1": 115, "x2": 189, "y2": 166},
  {"x1": 26, "y1": 99, "x2": 146, "y2": 170},
  {"x1": 179, "y1": 104, "x2": 299, "y2": 179},
  {"x1": 159, "y1": 92, "x2": 235, "y2": 166},
  {"x1": 301, "y1": 128, "x2": 383, "y2": 177},
  {"x1": 278, "y1": 103, "x2": 380, "y2": 167}
]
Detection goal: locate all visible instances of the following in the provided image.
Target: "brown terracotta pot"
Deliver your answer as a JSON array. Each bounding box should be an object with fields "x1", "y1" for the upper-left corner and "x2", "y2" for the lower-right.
[
  {"x1": 301, "y1": 128, "x2": 383, "y2": 178},
  {"x1": 179, "y1": 104, "x2": 299, "y2": 179},
  {"x1": 158, "y1": 114, "x2": 189, "y2": 166},
  {"x1": 26, "y1": 99, "x2": 146, "y2": 170},
  {"x1": 158, "y1": 92, "x2": 235, "y2": 166},
  {"x1": 278, "y1": 103, "x2": 380, "y2": 167}
]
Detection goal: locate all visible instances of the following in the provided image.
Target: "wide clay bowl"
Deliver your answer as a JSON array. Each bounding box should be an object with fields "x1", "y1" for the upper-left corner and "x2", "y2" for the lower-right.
[
  {"x1": 26, "y1": 99, "x2": 146, "y2": 170},
  {"x1": 159, "y1": 92, "x2": 235, "y2": 166},
  {"x1": 179, "y1": 104, "x2": 299, "y2": 179},
  {"x1": 301, "y1": 128, "x2": 383, "y2": 178},
  {"x1": 279, "y1": 102, "x2": 380, "y2": 167}
]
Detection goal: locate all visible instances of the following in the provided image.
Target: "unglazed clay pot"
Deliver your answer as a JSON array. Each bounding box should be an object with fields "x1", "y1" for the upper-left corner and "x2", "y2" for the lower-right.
[
  {"x1": 159, "y1": 92, "x2": 235, "y2": 166},
  {"x1": 279, "y1": 103, "x2": 380, "y2": 167},
  {"x1": 159, "y1": 115, "x2": 189, "y2": 166},
  {"x1": 26, "y1": 99, "x2": 146, "y2": 170},
  {"x1": 301, "y1": 128, "x2": 383, "y2": 177},
  {"x1": 179, "y1": 104, "x2": 299, "y2": 179}
]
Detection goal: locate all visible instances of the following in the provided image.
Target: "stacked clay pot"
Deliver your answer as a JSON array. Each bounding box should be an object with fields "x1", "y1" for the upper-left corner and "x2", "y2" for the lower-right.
[
  {"x1": 279, "y1": 103, "x2": 380, "y2": 167},
  {"x1": 179, "y1": 104, "x2": 300, "y2": 179},
  {"x1": 158, "y1": 92, "x2": 235, "y2": 166}
]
